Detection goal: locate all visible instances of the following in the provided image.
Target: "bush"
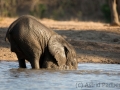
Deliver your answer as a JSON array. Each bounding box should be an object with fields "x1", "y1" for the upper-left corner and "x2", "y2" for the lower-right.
[
  {"x1": 101, "y1": 4, "x2": 111, "y2": 22},
  {"x1": 30, "y1": 4, "x2": 47, "y2": 18}
]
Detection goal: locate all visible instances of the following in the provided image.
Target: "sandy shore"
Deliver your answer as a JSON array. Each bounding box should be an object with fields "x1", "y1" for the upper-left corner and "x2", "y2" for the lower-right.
[{"x1": 0, "y1": 17, "x2": 120, "y2": 64}]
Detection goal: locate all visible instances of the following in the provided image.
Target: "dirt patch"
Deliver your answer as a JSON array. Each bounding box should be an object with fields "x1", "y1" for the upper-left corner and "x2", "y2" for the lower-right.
[{"x1": 0, "y1": 17, "x2": 120, "y2": 64}]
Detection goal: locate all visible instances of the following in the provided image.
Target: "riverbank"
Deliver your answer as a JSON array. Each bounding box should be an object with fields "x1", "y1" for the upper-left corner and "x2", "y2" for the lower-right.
[{"x1": 0, "y1": 17, "x2": 120, "y2": 64}]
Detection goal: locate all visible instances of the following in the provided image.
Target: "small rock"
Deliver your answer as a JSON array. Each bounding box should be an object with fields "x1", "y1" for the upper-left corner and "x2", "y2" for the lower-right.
[{"x1": 113, "y1": 38, "x2": 119, "y2": 42}]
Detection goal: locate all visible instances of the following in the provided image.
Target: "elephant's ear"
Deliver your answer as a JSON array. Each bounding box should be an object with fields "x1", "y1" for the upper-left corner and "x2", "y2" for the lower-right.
[{"x1": 48, "y1": 35, "x2": 67, "y2": 66}]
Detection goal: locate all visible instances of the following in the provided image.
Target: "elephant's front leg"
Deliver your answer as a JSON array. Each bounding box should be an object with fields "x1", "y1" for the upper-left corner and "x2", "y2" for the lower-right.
[
  {"x1": 30, "y1": 58, "x2": 40, "y2": 69},
  {"x1": 30, "y1": 53, "x2": 41, "y2": 69}
]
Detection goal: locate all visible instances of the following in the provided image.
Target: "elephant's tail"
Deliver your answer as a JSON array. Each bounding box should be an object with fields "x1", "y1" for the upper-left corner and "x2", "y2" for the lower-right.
[
  {"x1": 5, "y1": 18, "x2": 17, "y2": 42},
  {"x1": 5, "y1": 25, "x2": 13, "y2": 42},
  {"x1": 5, "y1": 30, "x2": 9, "y2": 42},
  {"x1": 5, "y1": 31, "x2": 9, "y2": 42},
  {"x1": 5, "y1": 27, "x2": 10, "y2": 42}
]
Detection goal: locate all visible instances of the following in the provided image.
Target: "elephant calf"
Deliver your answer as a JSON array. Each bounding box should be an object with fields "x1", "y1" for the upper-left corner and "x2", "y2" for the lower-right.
[{"x1": 5, "y1": 15, "x2": 78, "y2": 70}]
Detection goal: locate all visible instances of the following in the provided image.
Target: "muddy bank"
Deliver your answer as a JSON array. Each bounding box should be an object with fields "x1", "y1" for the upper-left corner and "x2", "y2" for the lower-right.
[{"x1": 0, "y1": 18, "x2": 120, "y2": 64}]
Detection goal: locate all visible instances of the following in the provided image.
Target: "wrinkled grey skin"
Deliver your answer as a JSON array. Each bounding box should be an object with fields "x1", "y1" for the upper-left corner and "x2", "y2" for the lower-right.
[{"x1": 5, "y1": 15, "x2": 78, "y2": 70}]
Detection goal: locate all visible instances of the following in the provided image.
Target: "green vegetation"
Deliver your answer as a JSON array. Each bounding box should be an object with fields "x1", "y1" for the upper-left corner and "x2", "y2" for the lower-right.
[
  {"x1": 0, "y1": 0, "x2": 17, "y2": 17},
  {"x1": 30, "y1": 4, "x2": 47, "y2": 18},
  {"x1": 101, "y1": 3, "x2": 111, "y2": 22},
  {"x1": 0, "y1": 0, "x2": 109, "y2": 21}
]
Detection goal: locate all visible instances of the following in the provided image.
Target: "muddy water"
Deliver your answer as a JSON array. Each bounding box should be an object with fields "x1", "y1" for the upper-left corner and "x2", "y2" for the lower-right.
[{"x1": 0, "y1": 61, "x2": 120, "y2": 90}]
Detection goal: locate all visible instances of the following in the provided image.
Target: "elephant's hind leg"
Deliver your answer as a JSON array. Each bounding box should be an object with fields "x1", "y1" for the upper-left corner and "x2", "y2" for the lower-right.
[
  {"x1": 16, "y1": 52, "x2": 26, "y2": 68},
  {"x1": 18, "y1": 59, "x2": 26, "y2": 68}
]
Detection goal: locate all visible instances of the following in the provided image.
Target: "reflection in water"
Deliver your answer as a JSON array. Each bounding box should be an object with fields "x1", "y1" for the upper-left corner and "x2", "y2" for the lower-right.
[{"x1": 0, "y1": 61, "x2": 120, "y2": 90}]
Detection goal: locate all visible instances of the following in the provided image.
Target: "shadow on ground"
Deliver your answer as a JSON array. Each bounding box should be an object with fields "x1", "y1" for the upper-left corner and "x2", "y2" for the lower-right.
[{"x1": 55, "y1": 30, "x2": 120, "y2": 63}]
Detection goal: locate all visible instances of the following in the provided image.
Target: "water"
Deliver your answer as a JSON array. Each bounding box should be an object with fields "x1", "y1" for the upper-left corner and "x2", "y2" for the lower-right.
[{"x1": 0, "y1": 61, "x2": 120, "y2": 90}]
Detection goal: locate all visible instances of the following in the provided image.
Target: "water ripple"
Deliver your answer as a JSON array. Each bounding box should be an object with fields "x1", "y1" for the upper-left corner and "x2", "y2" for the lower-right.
[{"x1": 0, "y1": 61, "x2": 120, "y2": 90}]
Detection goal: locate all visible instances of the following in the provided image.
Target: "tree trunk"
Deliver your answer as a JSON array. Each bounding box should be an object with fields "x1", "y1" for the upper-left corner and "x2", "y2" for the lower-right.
[
  {"x1": 0, "y1": 0, "x2": 2, "y2": 17},
  {"x1": 109, "y1": 0, "x2": 120, "y2": 26},
  {"x1": 116, "y1": 0, "x2": 120, "y2": 21}
]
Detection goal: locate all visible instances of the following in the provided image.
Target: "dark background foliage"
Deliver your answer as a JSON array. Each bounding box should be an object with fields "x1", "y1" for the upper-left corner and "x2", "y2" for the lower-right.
[{"x1": 0, "y1": 0, "x2": 110, "y2": 22}]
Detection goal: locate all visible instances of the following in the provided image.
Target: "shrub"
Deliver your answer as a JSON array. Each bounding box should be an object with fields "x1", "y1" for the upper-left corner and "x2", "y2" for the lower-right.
[{"x1": 101, "y1": 3, "x2": 111, "y2": 22}]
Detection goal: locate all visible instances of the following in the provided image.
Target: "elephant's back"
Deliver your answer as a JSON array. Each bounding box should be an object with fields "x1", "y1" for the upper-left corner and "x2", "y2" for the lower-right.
[
  {"x1": 10, "y1": 15, "x2": 55, "y2": 41},
  {"x1": 16, "y1": 15, "x2": 55, "y2": 34},
  {"x1": 8, "y1": 15, "x2": 56, "y2": 57}
]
